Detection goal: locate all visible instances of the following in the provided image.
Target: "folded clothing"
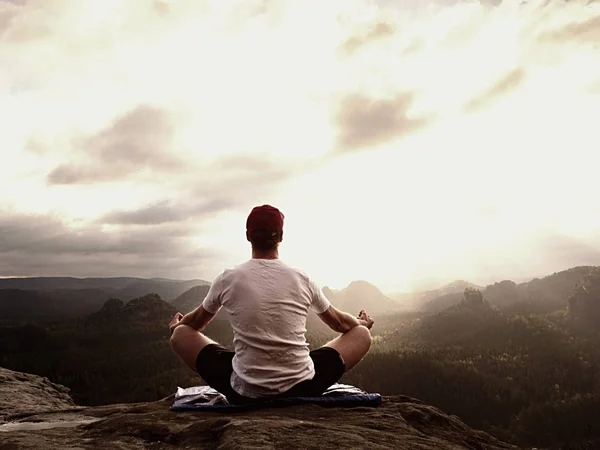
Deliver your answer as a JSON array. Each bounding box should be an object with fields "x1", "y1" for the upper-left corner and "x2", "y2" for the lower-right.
[{"x1": 171, "y1": 383, "x2": 382, "y2": 411}]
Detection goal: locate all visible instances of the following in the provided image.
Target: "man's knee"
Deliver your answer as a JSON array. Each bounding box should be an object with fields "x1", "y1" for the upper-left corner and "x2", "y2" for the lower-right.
[
  {"x1": 358, "y1": 325, "x2": 373, "y2": 347},
  {"x1": 353, "y1": 325, "x2": 372, "y2": 349},
  {"x1": 170, "y1": 324, "x2": 193, "y2": 349}
]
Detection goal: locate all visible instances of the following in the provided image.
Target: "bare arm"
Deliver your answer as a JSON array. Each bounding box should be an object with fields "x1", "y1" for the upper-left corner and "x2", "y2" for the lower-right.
[
  {"x1": 318, "y1": 305, "x2": 362, "y2": 333},
  {"x1": 177, "y1": 305, "x2": 216, "y2": 332}
]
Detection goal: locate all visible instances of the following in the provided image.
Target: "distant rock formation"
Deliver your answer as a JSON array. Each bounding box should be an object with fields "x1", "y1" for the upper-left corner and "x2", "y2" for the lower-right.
[
  {"x1": 323, "y1": 280, "x2": 400, "y2": 316},
  {"x1": 395, "y1": 280, "x2": 484, "y2": 312},
  {"x1": 0, "y1": 367, "x2": 515, "y2": 449},
  {"x1": 421, "y1": 285, "x2": 486, "y2": 314},
  {"x1": 417, "y1": 288, "x2": 502, "y2": 345},
  {"x1": 0, "y1": 277, "x2": 211, "y2": 325},
  {"x1": 461, "y1": 287, "x2": 484, "y2": 305},
  {"x1": 418, "y1": 266, "x2": 600, "y2": 315},
  {"x1": 101, "y1": 297, "x2": 124, "y2": 313},
  {"x1": 484, "y1": 280, "x2": 520, "y2": 305},
  {"x1": 89, "y1": 294, "x2": 177, "y2": 324}
]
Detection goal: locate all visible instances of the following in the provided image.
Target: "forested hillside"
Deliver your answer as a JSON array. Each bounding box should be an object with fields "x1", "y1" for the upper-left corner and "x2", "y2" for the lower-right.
[
  {"x1": 1, "y1": 267, "x2": 599, "y2": 448},
  {"x1": 0, "y1": 277, "x2": 209, "y2": 324}
]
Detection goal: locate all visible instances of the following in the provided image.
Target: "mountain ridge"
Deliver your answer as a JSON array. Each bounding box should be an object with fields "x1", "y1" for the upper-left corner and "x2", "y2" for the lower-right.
[
  {"x1": 0, "y1": 276, "x2": 209, "y2": 290},
  {"x1": 420, "y1": 265, "x2": 600, "y2": 314},
  {"x1": 323, "y1": 280, "x2": 402, "y2": 315},
  {"x1": 2, "y1": 266, "x2": 599, "y2": 325},
  {"x1": 0, "y1": 277, "x2": 211, "y2": 325}
]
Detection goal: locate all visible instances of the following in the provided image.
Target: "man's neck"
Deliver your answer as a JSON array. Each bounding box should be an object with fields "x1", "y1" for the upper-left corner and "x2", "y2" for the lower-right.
[{"x1": 251, "y1": 249, "x2": 279, "y2": 260}]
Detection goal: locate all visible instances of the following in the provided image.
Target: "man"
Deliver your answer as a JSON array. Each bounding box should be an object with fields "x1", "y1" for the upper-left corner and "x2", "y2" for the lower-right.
[{"x1": 169, "y1": 204, "x2": 374, "y2": 404}]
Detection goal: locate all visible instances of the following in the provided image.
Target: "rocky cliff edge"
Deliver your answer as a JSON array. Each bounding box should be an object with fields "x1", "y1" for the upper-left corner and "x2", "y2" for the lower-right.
[{"x1": 0, "y1": 367, "x2": 517, "y2": 449}]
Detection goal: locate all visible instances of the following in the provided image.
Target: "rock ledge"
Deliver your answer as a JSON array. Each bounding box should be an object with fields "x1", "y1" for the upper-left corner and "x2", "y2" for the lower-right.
[{"x1": 0, "y1": 367, "x2": 516, "y2": 449}]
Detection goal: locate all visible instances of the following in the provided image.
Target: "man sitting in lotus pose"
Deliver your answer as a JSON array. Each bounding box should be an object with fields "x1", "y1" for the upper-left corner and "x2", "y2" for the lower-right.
[{"x1": 169, "y1": 204, "x2": 374, "y2": 404}]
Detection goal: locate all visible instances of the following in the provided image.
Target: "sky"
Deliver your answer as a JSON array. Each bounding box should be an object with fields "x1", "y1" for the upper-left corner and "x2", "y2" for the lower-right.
[{"x1": 1, "y1": 0, "x2": 600, "y2": 293}]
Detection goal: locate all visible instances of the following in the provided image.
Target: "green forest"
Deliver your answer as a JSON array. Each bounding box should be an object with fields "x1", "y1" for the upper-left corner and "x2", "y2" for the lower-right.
[{"x1": 1, "y1": 268, "x2": 600, "y2": 449}]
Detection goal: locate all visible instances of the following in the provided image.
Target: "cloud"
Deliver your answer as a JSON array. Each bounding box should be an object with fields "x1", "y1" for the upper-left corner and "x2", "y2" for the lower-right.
[
  {"x1": 464, "y1": 67, "x2": 526, "y2": 111},
  {"x1": 47, "y1": 105, "x2": 182, "y2": 184},
  {"x1": 0, "y1": 211, "x2": 219, "y2": 278},
  {"x1": 102, "y1": 199, "x2": 233, "y2": 226},
  {"x1": 340, "y1": 21, "x2": 395, "y2": 55},
  {"x1": 402, "y1": 39, "x2": 425, "y2": 56},
  {"x1": 0, "y1": 0, "x2": 53, "y2": 44},
  {"x1": 335, "y1": 92, "x2": 430, "y2": 152},
  {"x1": 538, "y1": 14, "x2": 600, "y2": 43},
  {"x1": 100, "y1": 154, "x2": 298, "y2": 225},
  {"x1": 0, "y1": 2, "x2": 15, "y2": 28},
  {"x1": 102, "y1": 201, "x2": 192, "y2": 226},
  {"x1": 152, "y1": 0, "x2": 170, "y2": 17},
  {"x1": 0, "y1": 213, "x2": 188, "y2": 255}
]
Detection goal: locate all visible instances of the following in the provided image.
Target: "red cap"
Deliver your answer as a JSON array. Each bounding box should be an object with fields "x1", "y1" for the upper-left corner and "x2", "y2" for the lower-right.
[{"x1": 246, "y1": 205, "x2": 284, "y2": 234}]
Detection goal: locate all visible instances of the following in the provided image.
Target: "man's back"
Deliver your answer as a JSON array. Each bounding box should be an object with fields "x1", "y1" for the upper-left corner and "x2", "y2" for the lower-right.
[
  {"x1": 169, "y1": 204, "x2": 373, "y2": 404},
  {"x1": 202, "y1": 258, "x2": 331, "y2": 398}
]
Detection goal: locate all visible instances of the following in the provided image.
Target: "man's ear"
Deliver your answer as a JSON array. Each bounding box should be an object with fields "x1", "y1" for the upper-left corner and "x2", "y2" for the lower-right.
[
  {"x1": 246, "y1": 231, "x2": 251, "y2": 242},
  {"x1": 279, "y1": 231, "x2": 284, "y2": 243}
]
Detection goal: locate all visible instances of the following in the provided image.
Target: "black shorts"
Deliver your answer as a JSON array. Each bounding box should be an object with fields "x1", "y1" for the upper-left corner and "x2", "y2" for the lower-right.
[{"x1": 195, "y1": 344, "x2": 345, "y2": 405}]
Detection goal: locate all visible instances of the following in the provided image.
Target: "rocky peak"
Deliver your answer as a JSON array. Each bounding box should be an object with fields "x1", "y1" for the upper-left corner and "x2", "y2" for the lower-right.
[
  {"x1": 461, "y1": 287, "x2": 484, "y2": 305},
  {"x1": 0, "y1": 367, "x2": 515, "y2": 449},
  {"x1": 89, "y1": 294, "x2": 176, "y2": 325},
  {"x1": 123, "y1": 293, "x2": 177, "y2": 320},
  {"x1": 326, "y1": 280, "x2": 399, "y2": 316},
  {"x1": 344, "y1": 280, "x2": 384, "y2": 295},
  {"x1": 100, "y1": 297, "x2": 124, "y2": 313}
]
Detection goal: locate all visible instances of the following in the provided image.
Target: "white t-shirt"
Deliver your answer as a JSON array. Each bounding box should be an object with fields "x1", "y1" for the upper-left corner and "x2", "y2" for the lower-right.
[{"x1": 201, "y1": 258, "x2": 331, "y2": 398}]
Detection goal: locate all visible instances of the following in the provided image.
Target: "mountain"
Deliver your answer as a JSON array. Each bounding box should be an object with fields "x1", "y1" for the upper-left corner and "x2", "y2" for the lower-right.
[
  {"x1": 510, "y1": 266, "x2": 600, "y2": 313},
  {"x1": 420, "y1": 292, "x2": 464, "y2": 313},
  {"x1": 0, "y1": 293, "x2": 188, "y2": 405},
  {"x1": 0, "y1": 276, "x2": 209, "y2": 293},
  {"x1": 171, "y1": 285, "x2": 211, "y2": 314},
  {"x1": 0, "y1": 289, "x2": 111, "y2": 325},
  {"x1": 4, "y1": 267, "x2": 598, "y2": 326},
  {"x1": 0, "y1": 277, "x2": 210, "y2": 325},
  {"x1": 416, "y1": 288, "x2": 504, "y2": 345},
  {"x1": 390, "y1": 280, "x2": 484, "y2": 311},
  {"x1": 88, "y1": 294, "x2": 177, "y2": 326},
  {"x1": 323, "y1": 280, "x2": 401, "y2": 316},
  {"x1": 89, "y1": 294, "x2": 177, "y2": 323},
  {"x1": 0, "y1": 277, "x2": 209, "y2": 301},
  {"x1": 412, "y1": 266, "x2": 600, "y2": 315},
  {"x1": 2, "y1": 275, "x2": 600, "y2": 447},
  {"x1": 0, "y1": 366, "x2": 516, "y2": 450},
  {"x1": 113, "y1": 279, "x2": 209, "y2": 303}
]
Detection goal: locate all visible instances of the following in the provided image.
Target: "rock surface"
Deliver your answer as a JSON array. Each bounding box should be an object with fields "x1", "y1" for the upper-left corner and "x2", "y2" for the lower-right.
[
  {"x1": 0, "y1": 367, "x2": 517, "y2": 449},
  {"x1": 0, "y1": 367, "x2": 75, "y2": 421}
]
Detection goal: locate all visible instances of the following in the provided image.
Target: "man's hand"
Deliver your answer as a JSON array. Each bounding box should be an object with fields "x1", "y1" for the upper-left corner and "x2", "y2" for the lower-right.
[
  {"x1": 357, "y1": 310, "x2": 374, "y2": 329},
  {"x1": 169, "y1": 312, "x2": 184, "y2": 335}
]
